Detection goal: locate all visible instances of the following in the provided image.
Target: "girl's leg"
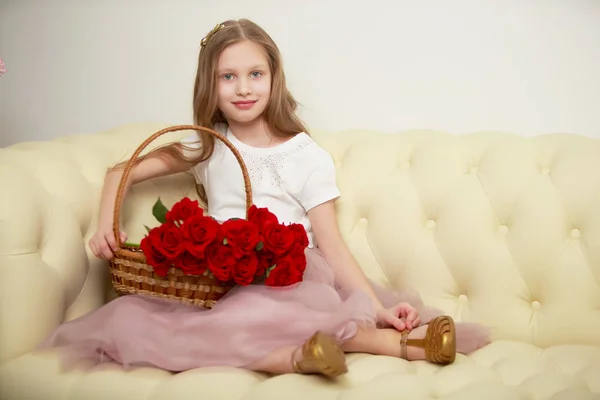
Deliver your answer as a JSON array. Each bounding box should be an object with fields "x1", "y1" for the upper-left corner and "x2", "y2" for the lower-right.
[
  {"x1": 341, "y1": 325, "x2": 428, "y2": 360},
  {"x1": 245, "y1": 326, "x2": 429, "y2": 375},
  {"x1": 246, "y1": 345, "x2": 298, "y2": 374},
  {"x1": 247, "y1": 331, "x2": 347, "y2": 376},
  {"x1": 344, "y1": 316, "x2": 460, "y2": 365}
]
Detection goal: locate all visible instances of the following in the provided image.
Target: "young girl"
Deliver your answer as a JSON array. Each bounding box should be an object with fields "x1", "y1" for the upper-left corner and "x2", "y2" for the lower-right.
[{"x1": 39, "y1": 19, "x2": 491, "y2": 376}]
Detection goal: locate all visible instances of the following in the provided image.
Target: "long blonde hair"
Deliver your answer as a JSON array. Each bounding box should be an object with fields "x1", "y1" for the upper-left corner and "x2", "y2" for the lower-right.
[
  {"x1": 119, "y1": 19, "x2": 308, "y2": 171},
  {"x1": 191, "y1": 18, "x2": 309, "y2": 164}
]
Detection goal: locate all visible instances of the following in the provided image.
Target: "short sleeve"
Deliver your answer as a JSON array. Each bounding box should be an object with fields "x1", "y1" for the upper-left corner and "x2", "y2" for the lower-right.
[
  {"x1": 179, "y1": 134, "x2": 204, "y2": 183},
  {"x1": 298, "y1": 154, "x2": 341, "y2": 211},
  {"x1": 180, "y1": 134, "x2": 202, "y2": 157},
  {"x1": 180, "y1": 123, "x2": 229, "y2": 184},
  {"x1": 179, "y1": 123, "x2": 227, "y2": 160}
]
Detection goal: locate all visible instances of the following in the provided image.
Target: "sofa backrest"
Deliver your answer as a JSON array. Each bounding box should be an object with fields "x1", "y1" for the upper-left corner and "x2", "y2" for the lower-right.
[
  {"x1": 314, "y1": 128, "x2": 600, "y2": 349},
  {"x1": 1, "y1": 123, "x2": 599, "y2": 364}
]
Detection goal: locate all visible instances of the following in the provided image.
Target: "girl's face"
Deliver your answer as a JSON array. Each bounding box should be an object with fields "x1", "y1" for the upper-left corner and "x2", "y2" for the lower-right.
[{"x1": 216, "y1": 40, "x2": 272, "y2": 125}]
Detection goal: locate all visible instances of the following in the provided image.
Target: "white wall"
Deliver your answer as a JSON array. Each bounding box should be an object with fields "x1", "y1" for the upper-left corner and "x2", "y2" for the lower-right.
[{"x1": 1, "y1": 0, "x2": 599, "y2": 147}]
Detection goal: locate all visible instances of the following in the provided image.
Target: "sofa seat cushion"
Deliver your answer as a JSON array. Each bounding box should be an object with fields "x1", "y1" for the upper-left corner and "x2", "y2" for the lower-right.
[{"x1": 1, "y1": 341, "x2": 599, "y2": 400}]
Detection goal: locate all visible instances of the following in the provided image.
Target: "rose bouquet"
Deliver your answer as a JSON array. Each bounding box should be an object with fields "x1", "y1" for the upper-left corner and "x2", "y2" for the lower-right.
[{"x1": 136, "y1": 197, "x2": 309, "y2": 287}]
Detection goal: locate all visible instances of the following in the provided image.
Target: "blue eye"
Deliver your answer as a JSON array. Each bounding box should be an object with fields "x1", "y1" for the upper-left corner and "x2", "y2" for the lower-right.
[
  {"x1": 250, "y1": 71, "x2": 262, "y2": 78},
  {"x1": 222, "y1": 73, "x2": 234, "y2": 80}
]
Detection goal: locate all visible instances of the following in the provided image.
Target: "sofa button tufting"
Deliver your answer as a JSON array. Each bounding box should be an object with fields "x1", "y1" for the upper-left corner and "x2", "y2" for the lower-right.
[
  {"x1": 425, "y1": 220, "x2": 436, "y2": 230},
  {"x1": 541, "y1": 167, "x2": 550, "y2": 175},
  {"x1": 469, "y1": 166, "x2": 478, "y2": 174},
  {"x1": 458, "y1": 294, "x2": 468, "y2": 302},
  {"x1": 401, "y1": 161, "x2": 411, "y2": 169},
  {"x1": 571, "y1": 229, "x2": 580, "y2": 238},
  {"x1": 532, "y1": 301, "x2": 541, "y2": 310},
  {"x1": 498, "y1": 225, "x2": 508, "y2": 234},
  {"x1": 359, "y1": 218, "x2": 368, "y2": 226}
]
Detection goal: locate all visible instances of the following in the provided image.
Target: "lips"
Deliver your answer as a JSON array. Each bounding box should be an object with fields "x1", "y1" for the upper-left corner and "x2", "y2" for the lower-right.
[{"x1": 232, "y1": 100, "x2": 257, "y2": 110}]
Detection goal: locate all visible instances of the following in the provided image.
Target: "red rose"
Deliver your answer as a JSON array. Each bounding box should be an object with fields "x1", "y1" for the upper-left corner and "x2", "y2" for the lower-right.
[
  {"x1": 288, "y1": 223, "x2": 309, "y2": 248},
  {"x1": 166, "y1": 197, "x2": 202, "y2": 223},
  {"x1": 262, "y1": 223, "x2": 294, "y2": 255},
  {"x1": 181, "y1": 214, "x2": 221, "y2": 258},
  {"x1": 255, "y1": 250, "x2": 275, "y2": 276},
  {"x1": 265, "y1": 254, "x2": 304, "y2": 287},
  {"x1": 140, "y1": 234, "x2": 171, "y2": 277},
  {"x1": 248, "y1": 205, "x2": 278, "y2": 230},
  {"x1": 175, "y1": 250, "x2": 208, "y2": 275},
  {"x1": 221, "y1": 218, "x2": 260, "y2": 256},
  {"x1": 278, "y1": 246, "x2": 307, "y2": 278},
  {"x1": 149, "y1": 222, "x2": 185, "y2": 259},
  {"x1": 292, "y1": 248, "x2": 307, "y2": 275},
  {"x1": 232, "y1": 254, "x2": 258, "y2": 286},
  {"x1": 206, "y1": 243, "x2": 236, "y2": 282}
]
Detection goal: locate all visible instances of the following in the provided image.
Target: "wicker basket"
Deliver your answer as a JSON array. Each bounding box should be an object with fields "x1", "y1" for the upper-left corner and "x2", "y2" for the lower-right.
[{"x1": 108, "y1": 125, "x2": 253, "y2": 309}]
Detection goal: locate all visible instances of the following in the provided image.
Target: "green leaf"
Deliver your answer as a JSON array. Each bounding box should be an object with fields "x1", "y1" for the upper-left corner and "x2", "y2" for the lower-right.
[
  {"x1": 144, "y1": 224, "x2": 152, "y2": 233},
  {"x1": 223, "y1": 238, "x2": 228, "y2": 245},
  {"x1": 265, "y1": 264, "x2": 277, "y2": 277},
  {"x1": 255, "y1": 241, "x2": 264, "y2": 251},
  {"x1": 152, "y1": 197, "x2": 168, "y2": 223}
]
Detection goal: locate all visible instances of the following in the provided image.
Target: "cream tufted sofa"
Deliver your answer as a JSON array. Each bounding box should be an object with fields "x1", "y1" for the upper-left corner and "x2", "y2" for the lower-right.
[{"x1": 1, "y1": 123, "x2": 600, "y2": 400}]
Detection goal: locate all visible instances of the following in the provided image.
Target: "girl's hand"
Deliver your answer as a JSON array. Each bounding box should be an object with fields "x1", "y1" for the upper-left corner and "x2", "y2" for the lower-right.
[
  {"x1": 376, "y1": 302, "x2": 421, "y2": 332},
  {"x1": 89, "y1": 228, "x2": 128, "y2": 260}
]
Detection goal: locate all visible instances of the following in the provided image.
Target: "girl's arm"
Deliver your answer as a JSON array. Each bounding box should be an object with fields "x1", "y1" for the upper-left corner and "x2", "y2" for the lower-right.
[
  {"x1": 308, "y1": 200, "x2": 418, "y2": 331},
  {"x1": 307, "y1": 200, "x2": 385, "y2": 311},
  {"x1": 91, "y1": 154, "x2": 190, "y2": 259},
  {"x1": 99, "y1": 156, "x2": 190, "y2": 229}
]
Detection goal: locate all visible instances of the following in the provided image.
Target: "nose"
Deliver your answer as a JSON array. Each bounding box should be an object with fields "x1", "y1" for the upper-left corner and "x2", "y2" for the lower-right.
[{"x1": 236, "y1": 77, "x2": 252, "y2": 96}]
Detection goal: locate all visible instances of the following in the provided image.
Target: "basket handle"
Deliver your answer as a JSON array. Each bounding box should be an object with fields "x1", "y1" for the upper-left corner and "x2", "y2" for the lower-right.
[{"x1": 112, "y1": 125, "x2": 253, "y2": 250}]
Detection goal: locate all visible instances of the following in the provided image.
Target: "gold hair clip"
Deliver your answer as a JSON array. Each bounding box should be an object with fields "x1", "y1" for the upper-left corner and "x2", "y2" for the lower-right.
[{"x1": 201, "y1": 23, "x2": 226, "y2": 48}]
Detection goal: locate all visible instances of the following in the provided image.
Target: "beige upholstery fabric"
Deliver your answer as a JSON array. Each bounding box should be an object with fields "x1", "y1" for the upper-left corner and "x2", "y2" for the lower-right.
[{"x1": 1, "y1": 123, "x2": 599, "y2": 400}]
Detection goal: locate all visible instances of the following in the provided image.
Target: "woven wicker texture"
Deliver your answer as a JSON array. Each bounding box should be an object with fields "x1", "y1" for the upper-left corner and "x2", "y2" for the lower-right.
[{"x1": 109, "y1": 125, "x2": 253, "y2": 308}]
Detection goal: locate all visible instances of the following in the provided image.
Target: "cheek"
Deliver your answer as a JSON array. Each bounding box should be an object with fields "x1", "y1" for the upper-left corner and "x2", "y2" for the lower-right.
[
  {"x1": 256, "y1": 82, "x2": 271, "y2": 112},
  {"x1": 257, "y1": 79, "x2": 271, "y2": 96},
  {"x1": 217, "y1": 82, "x2": 232, "y2": 102}
]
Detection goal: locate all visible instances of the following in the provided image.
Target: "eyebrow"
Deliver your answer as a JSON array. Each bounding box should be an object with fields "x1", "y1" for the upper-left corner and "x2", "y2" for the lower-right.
[{"x1": 217, "y1": 64, "x2": 268, "y2": 74}]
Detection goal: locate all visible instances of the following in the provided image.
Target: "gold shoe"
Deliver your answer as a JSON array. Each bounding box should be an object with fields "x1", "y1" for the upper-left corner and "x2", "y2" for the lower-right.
[
  {"x1": 400, "y1": 315, "x2": 456, "y2": 365},
  {"x1": 292, "y1": 331, "x2": 348, "y2": 377}
]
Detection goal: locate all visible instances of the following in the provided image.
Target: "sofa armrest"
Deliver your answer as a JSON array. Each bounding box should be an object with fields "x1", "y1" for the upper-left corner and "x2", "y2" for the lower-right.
[{"x1": 0, "y1": 123, "x2": 200, "y2": 364}]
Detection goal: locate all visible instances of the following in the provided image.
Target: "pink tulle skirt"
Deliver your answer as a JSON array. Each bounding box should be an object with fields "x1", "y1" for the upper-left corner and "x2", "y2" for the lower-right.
[{"x1": 37, "y1": 248, "x2": 491, "y2": 372}]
